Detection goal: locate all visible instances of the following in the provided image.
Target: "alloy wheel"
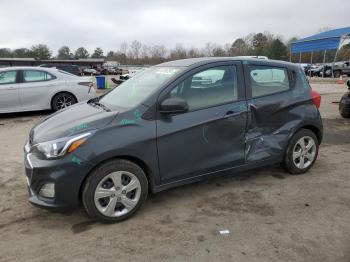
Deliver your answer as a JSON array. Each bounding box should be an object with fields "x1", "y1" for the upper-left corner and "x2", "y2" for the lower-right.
[
  {"x1": 55, "y1": 94, "x2": 73, "y2": 110},
  {"x1": 292, "y1": 136, "x2": 317, "y2": 169},
  {"x1": 94, "y1": 171, "x2": 141, "y2": 217}
]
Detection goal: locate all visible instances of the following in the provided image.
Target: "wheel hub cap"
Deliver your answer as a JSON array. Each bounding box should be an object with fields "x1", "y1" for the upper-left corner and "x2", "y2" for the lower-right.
[
  {"x1": 94, "y1": 171, "x2": 141, "y2": 217},
  {"x1": 292, "y1": 136, "x2": 316, "y2": 169},
  {"x1": 56, "y1": 95, "x2": 73, "y2": 109}
]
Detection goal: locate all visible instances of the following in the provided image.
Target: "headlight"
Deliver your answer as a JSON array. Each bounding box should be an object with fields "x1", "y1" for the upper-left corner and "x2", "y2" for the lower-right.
[{"x1": 33, "y1": 132, "x2": 92, "y2": 159}]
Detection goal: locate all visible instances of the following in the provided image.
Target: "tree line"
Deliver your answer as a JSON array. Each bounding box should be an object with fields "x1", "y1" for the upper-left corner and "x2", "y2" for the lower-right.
[{"x1": 1, "y1": 32, "x2": 349, "y2": 65}]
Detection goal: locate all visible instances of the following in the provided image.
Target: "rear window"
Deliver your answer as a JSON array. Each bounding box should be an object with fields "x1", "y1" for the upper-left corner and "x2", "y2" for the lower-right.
[
  {"x1": 249, "y1": 65, "x2": 290, "y2": 97},
  {"x1": 23, "y1": 70, "x2": 55, "y2": 82}
]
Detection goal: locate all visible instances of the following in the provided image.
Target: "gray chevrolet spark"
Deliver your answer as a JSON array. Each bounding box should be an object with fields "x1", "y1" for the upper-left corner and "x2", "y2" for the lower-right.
[{"x1": 24, "y1": 57, "x2": 323, "y2": 223}]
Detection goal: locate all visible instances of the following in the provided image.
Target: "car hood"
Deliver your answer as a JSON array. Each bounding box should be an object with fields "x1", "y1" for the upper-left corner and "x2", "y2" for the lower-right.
[{"x1": 30, "y1": 102, "x2": 118, "y2": 144}]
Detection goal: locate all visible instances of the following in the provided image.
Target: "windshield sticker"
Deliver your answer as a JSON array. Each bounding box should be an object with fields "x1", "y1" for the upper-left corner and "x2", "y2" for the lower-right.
[
  {"x1": 133, "y1": 109, "x2": 142, "y2": 121},
  {"x1": 119, "y1": 109, "x2": 142, "y2": 126},
  {"x1": 120, "y1": 119, "x2": 137, "y2": 125}
]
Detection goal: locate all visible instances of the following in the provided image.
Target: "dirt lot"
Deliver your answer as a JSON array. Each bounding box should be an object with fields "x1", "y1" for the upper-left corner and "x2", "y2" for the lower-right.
[{"x1": 0, "y1": 83, "x2": 349, "y2": 262}]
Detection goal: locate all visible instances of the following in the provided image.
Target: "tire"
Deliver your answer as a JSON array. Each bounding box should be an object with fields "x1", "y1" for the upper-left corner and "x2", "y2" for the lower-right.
[
  {"x1": 51, "y1": 92, "x2": 77, "y2": 111},
  {"x1": 333, "y1": 71, "x2": 341, "y2": 78},
  {"x1": 82, "y1": 159, "x2": 148, "y2": 223},
  {"x1": 282, "y1": 129, "x2": 319, "y2": 175},
  {"x1": 339, "y1": 93, "x2": 350, "y2": 118}
]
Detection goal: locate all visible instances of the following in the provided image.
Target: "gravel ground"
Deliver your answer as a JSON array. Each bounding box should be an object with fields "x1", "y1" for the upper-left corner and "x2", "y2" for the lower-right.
[{"x1": 0, "y1": 83, "x2": 349, "y2": 262}]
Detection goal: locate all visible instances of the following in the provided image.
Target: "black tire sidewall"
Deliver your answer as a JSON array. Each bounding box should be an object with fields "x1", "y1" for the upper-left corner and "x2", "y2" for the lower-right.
[
  {"x1": 283, "y1": 129, "x2": 319, "y2": 174},
  {"x1": 339, "y1": 94, "x2": 350, "y2": 118},
  {"x1": 334, "y1": 71, "x2": 341, "y2": 78},
  {"x1": 82, "y1": 159, "x2": 148, "y2": 223},
  {"x1": 52, "y1": 92, "x2": 76, "y2": 111}
]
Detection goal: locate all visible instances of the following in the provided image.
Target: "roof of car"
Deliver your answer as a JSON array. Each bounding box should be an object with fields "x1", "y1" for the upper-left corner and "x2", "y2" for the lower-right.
[
  {"x1": 0, "y1": 66, "x2": 78, "y2": 77},
  {"x1": 0, "y1": 66, "x2": 58, "y2": 72},
  {"x1": 157, "y1": 57, "x2": 296, "y2": 68}
]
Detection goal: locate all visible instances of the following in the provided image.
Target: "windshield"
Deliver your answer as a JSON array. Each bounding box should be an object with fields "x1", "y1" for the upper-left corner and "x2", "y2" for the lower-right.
[{"x1": 100, "y1": 66, "x2": 184, "y2": 109}]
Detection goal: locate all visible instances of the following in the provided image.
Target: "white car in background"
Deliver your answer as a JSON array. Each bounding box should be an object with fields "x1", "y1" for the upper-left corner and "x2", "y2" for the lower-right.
[{"x1": 0, "y1": 67, "x2": 97, "y2": 113}]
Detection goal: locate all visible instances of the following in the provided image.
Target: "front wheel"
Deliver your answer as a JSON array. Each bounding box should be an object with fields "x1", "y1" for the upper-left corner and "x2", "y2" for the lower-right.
[
  {"x1": 282, "y1": 129, "x2": 319, "y2": 174},
  {"x1": 82, "y1": 159, "x2": 148, "y2": 223}
]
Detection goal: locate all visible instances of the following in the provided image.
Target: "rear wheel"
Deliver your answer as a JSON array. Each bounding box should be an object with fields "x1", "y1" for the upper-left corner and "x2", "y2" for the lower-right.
[
  {"x1": 333, "y1": 71, "x2": 341, "y2": 78},
  {"x1": 282, "y1": 129, "x2": 319, "y2": 174},
  {"x1": 339, "y1": 93, "x2": 350, "y2": 118},
  {"x1": 82, "y1": 159, "x2": 148, "y2": 223},
  {"x1": 52, "y1": 92, "x2": 77, "y2": 111}
]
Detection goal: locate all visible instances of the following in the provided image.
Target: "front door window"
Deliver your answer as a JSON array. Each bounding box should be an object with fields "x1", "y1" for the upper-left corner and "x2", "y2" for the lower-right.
[{"x1": 170, "y1": 65, "x2": 238, "y2": 111}]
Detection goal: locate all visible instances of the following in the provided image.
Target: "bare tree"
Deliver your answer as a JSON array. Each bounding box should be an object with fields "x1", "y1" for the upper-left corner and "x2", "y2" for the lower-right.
[
  {"x1": 212, "y1": 46, "x2": 226, "y2": 57},
  {"x1": 170, "y1": 44, "x2": 187, "y2": 60},
  {"x1": 187, "y1": 47, "x2": 200, "y2": 58},
  {"x1": 120, "y1": 42, "x2": 128, "y2": 55},
  {"x1": 203, "y1": 42, "x2": 216, "y2": 56},
  {"x1": 150, "y1": 45, "x2": 167, "y2": 63},
  {"x1": 141, "y1": 45, "x2": 150, "y2": 58},
  {"x1": 130, "y1": 40, "x2": 142, "y2": 60}
]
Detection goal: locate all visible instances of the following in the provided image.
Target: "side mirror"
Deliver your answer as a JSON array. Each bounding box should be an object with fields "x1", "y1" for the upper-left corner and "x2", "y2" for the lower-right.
[
  {"x1": 347, "y1": 79, "x2": 350, "y2": 90},
  {"x1": 159, "y1": 97, "x2": 189, "y2": 114}
]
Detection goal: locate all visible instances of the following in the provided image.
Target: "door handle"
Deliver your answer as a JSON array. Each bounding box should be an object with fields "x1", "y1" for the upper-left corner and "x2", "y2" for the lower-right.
[
  {"x1": 223, "y1": 110, "x2": 239, "y2": 118},
  {"x1": 248, "y1": 103, "x2": 257, "y2": 110}
]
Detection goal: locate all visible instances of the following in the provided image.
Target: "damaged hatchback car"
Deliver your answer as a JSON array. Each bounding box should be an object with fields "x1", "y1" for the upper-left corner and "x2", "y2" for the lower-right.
[{"x1": 24, "y1": 57, "x2": 323, "y2": 223}]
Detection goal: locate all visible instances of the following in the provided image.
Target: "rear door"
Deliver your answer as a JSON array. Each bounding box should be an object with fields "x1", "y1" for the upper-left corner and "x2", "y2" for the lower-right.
[
  {"x1": 156, "y1": 61, "x2": 247, "y2": 183},
  {"x1": 0, "y1": 70, "x2": 21, "y2": 112},
  {"x1": 19, "y1": 70, "x2": 57, "y2": 110},
  {"x1": 244, "y1": 62, "x2": 294, "y2": 162}
]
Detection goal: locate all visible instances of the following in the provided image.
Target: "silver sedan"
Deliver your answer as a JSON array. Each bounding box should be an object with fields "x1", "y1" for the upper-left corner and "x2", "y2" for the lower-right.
[{"x1": 0, "y1": 66, "x2": 97, "y2": 113}]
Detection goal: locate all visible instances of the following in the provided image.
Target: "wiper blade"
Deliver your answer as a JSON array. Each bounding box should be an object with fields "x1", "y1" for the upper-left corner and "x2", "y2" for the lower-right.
[
  {"x1": 95, "y1": 101, "x2": 111, "y2": 112},
  {"x1": 88, "y1": 99, "x2": 111, "y2": 112}
]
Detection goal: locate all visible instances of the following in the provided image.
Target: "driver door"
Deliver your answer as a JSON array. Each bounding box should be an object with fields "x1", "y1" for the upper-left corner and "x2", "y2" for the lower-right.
[{"x1": 156, "y1": 62, "x2": 247, "y2": 183}]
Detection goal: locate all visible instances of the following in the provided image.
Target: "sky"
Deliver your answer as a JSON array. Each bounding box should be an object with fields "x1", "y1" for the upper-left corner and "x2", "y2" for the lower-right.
[{"x1": 0, "y1": 0, "x2": 349, "y2": 54}]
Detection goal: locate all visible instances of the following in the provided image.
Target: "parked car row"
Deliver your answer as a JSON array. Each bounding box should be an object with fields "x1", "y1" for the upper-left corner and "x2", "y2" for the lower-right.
[
  {"x1": 299, "y1": 61, "x2": 350, "y2": 78},
  {"x1": 0, "y1": 66, "x2": 96, "y2": 113},
  {"x1": 82, "y1": 67, "x2": 124, "y2": 76},
  {"x1": 339, "y1": 79, "x2": 350, "y2": 118},
  {"x1": 38, "y1": 64, "x2": 126, "y2": 77}
]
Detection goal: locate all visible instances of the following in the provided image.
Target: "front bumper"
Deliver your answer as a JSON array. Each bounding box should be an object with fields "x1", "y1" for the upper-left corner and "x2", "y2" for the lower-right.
[{"x1": 24, "y1": 150, "x2": 92, "y2": 211}]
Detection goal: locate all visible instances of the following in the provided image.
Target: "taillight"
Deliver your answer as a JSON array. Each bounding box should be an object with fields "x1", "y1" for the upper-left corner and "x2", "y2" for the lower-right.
[
  {"x1": 78, "y1": 82, "x2": 93, "y2": 87},
  {"x1": 311, "y1": 89, "x2": 321, "y2": 108}
]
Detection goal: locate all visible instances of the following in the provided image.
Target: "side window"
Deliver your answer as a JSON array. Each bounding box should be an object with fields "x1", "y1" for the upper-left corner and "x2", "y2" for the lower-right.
[
  {"x1": 170, "y1": 65, "x2": 238, "y2": 111},
  {"x1": 0, "y1": 71, "x2": 17, "y2": 84},
  {"x1": 249, "y1": 66, "x2": 290, "y2": 97},
  {"x1": 23, "y1": 70, "x2": 54, "y2": 83}
]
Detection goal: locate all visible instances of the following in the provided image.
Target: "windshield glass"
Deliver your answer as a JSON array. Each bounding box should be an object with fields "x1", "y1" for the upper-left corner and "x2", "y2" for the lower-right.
[{"x1": 100, "y1": 66, "x2": 184, "y2": 109}]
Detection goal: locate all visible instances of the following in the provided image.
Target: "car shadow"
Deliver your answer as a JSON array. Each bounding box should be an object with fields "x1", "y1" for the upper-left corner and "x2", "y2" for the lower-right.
[
  {"x1": 0, "y1": 110, "x2": 52, "y2": 120},
  {"x1": 147, "y1": 164, "x2": 284, "y2": 203},
  {"x1": 22, "y1": 164, "x2": 286, "y2": 233}
]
